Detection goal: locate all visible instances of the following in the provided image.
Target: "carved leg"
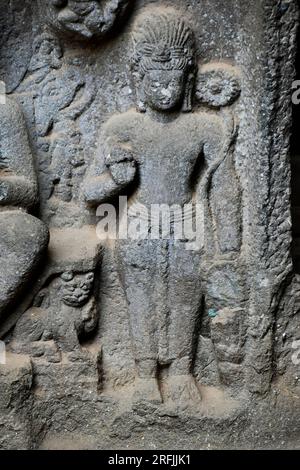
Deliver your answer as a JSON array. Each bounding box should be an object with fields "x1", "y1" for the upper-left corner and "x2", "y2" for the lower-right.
[
  {"x1": 57, "y1": 8, "x2": 93, "y2": 38},
  {"x1": 115, "y1": 239, "x2": 162, "y2": 405},
  {"x1": 166, "y1": 239, "x2": 202, "y2": 408}
]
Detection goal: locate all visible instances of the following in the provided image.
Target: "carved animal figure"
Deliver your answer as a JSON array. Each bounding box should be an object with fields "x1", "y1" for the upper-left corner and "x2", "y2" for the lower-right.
[{"x1": 11, "y1": 271, "x2": 98, "y2": 362}]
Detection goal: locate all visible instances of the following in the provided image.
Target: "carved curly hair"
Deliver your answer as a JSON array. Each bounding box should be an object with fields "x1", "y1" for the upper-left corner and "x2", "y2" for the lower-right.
[{"x1": 132, "y1": 7, "x2": 196, "y2": 73}]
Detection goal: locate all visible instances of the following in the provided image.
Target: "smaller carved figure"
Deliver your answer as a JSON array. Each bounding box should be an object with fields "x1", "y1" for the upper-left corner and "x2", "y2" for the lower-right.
[
  {"x1": 50, "y1": 126, "x2": 85, "y2": 203},
  {"x1": 11, "y1": 271, "x2": 98, "y2": 362}
]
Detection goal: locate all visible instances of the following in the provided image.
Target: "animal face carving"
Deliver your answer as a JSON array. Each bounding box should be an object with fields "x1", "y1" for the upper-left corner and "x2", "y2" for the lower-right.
[
  {"x1": 60, "y1": 271, "x2": 95, "y2": 307},
  {"x1": 142, "y1": 69, "x2": 186, "y2": 112}
]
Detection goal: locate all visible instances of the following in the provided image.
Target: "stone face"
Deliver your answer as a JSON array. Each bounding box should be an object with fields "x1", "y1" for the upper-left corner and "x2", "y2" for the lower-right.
[{"x1": 0, "y1": 0, "x2": 299, "y2": 450}]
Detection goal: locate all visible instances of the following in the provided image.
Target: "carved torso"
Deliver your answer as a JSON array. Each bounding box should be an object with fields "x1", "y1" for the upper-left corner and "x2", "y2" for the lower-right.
[{"x1": 104, "y1": 110, "x2": 225, "y2": 207}]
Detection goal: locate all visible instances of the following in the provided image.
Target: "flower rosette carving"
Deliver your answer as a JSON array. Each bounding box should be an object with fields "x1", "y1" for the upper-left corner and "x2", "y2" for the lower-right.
[{"x1": 196, "y1": 65, "x2": 241, "y2": 108}]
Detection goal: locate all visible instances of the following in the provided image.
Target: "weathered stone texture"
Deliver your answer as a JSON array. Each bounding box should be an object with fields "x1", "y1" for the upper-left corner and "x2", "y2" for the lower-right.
[{"x1": 0, "y1": 0, "x2": 299, "y2": 450}]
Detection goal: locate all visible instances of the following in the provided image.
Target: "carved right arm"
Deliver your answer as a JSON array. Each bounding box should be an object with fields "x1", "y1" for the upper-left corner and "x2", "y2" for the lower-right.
[{"x1": 84, "y1": 145, "x2": 136, "y2": 206}]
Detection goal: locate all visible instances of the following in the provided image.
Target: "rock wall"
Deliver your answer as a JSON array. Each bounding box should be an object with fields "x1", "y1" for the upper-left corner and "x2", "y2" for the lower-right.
[{"x1": 0, "y1": 0, "x2": 299, "y2": 450}]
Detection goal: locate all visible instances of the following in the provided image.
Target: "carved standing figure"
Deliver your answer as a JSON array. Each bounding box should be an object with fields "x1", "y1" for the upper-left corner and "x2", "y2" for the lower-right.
[{"x1": 85, "y1": 8, "x2": 233, "y2": 409}]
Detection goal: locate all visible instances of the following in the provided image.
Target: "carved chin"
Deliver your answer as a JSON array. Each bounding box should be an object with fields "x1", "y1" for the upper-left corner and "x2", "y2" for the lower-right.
[
  {"x1": 152, "y1": 101, "x2": 177, "y2": 111},
  {"x1": 62, "y1": 296, "x2": 90, "y2": 307}
]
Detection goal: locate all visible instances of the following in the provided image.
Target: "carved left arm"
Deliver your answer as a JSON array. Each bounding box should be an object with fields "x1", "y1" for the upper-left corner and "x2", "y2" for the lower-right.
[{"x1": 202, "y1": 111, "x2": 242, "y2": 255}]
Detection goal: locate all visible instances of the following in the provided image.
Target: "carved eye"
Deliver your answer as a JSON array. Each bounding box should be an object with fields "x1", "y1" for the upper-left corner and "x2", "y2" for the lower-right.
[{"x1": 48, "y1": 88, "x2": 58, "y2": 97}]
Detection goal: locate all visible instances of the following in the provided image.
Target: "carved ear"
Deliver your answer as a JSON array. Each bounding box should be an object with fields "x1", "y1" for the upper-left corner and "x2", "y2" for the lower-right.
[
  {"x1": 133, "y1": 74, "x2": 147, "y2": 113},
  {"x1": 196, "y1": 64, "x2": 241, "y2": 108},
  {"x1": 182, "y1": 72, "x2": 195, "y2": 113}
]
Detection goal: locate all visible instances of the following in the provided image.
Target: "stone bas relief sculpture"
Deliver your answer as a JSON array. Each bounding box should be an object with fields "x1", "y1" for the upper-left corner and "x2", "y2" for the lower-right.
[
  {"x1": 39, "y1": 0, "x2": 131, "y2": 39},
  {"x1": 0, "y1": 0, "x2": 299, "y2": 451},
  {"x1": 0, "y1": 96, "x2": 49, "y2": 323},
  {"x1": 11, "y1": 271, "x2": 98, "y2": 362},
  {"x1": 85, "y1": 9, "x2": 242, "y2": 409},
  {"x1": 17, "y1": 29, "x2": 97, "y2": 224}
]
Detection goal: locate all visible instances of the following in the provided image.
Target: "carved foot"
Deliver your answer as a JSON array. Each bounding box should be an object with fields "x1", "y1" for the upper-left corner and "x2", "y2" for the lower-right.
[
  {"x1": 133, "y1": 378, "x2": 162, "y2": 406},
  {"x1": 165, "y1": 375, "x2": 202, "y2": 411},
  {"x1": 67, "y1": 349, "x2": 91, "y2": 363}
]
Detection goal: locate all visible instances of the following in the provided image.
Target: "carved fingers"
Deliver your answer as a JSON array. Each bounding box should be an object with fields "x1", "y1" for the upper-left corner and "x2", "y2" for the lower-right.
[
  {"x1": 108, "y1": 161, "x2": 136, "y2": 187},
  {"x1": 106, "y1": 146, "x2": 137, "y2": 186}
]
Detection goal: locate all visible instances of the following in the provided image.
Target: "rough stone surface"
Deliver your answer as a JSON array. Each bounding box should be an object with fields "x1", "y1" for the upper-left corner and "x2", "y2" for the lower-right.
[{"x1": 0, "y1": 0, "x2": 300, "y2": 450}]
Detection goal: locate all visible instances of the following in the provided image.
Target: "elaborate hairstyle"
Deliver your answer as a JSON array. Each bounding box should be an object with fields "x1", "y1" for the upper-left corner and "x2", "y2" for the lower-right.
[{"x1": 131, "y1": 7, "x2": 197, "y2": 112}]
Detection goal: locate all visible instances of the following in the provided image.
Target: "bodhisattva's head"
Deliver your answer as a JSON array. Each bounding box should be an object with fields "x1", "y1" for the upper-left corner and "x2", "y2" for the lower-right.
[{"x1": 132, "y1": 8, "x2": 197, "y2": 113}]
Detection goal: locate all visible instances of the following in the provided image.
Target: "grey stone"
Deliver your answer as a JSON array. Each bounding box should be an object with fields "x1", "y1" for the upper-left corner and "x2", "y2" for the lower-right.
[
  {"x1": 0, "y1": 96, "x2": 49, "y2": 322},
  {"x1": 38, "y1": 0, "x2": 132, "y2": 40},
  {"x1": 0, "y1": 0, "x2": 299, "y2": 451}
]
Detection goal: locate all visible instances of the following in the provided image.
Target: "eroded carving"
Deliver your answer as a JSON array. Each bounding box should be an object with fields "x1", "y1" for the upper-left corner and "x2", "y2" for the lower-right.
[
  {"x1": 18, "y1": 31, "x2": 96, "y2": 223},
  {"x1": 196, "y1": 64, "x2": 241, "y2": 108},
  {"x1": 0, "y1": 0, "x2": 298, "y2": 451},
  {"x1": 0, "y1": 95, "x2": 49, "y2": 321},
  {"x1": 39, "y1": 0, "x2": 132, "y2": 39},
  {"x1": 210, "y1": 308, "x2": 246, "y2": 387},
  {"x1": 11, "y1": 270, "x2": 98, "y2": 362},
  {"x1": 84, "y1": 7, "x2": 242, "y2": 410}
]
